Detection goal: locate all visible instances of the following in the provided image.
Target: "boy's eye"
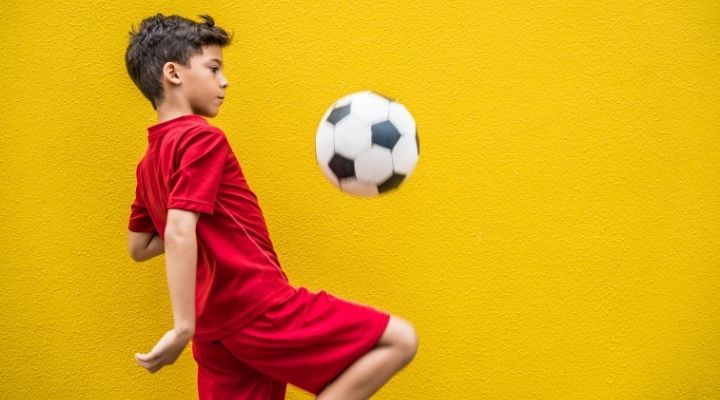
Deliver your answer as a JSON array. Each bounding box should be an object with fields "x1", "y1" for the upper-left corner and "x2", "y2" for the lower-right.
[{"x1": 210, "y1": 66, "x2": 219, "y2": 73}]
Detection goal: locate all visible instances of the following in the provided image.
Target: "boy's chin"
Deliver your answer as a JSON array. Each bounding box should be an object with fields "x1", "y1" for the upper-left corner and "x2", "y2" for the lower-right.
[{"x1": 208, "y1": 106, "x2": 222, "y2": 117}]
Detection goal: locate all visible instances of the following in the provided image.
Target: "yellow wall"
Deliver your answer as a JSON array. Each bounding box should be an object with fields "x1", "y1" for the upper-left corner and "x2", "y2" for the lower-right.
[{"x1": 1, "y1": 1, "x2": 718, "y2": 399}]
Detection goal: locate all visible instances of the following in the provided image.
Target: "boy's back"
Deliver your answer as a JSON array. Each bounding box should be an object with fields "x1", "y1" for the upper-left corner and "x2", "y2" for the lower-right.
[{"x1": 129, "y1": 113, "x2": 296, "y2": 341}]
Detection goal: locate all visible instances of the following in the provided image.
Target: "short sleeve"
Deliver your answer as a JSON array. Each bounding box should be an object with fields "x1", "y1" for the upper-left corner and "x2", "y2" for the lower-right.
[
  {"x1": 168, "y1": 129, "x2": 229, "y2": 215},
  {"x1": 128, "y1": 183, "x2": 156, "y2": 233}
]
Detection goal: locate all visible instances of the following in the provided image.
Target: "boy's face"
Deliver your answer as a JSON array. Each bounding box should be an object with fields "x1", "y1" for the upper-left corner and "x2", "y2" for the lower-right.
[{"x1": 165, "y1": 44, "x2": 229, "y2": 117}]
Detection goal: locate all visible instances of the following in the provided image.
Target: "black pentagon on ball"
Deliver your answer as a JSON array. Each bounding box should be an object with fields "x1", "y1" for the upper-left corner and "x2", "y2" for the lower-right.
[
  {"x1": 328, "y1": 153, "x2": 355, "y2": 179},
  {"x1": 326, "y1": 104, "x2": 351, "y2": 125},
  {"x1": 378, "y1": 173, "x2": 406, "y2": 194},
  {"x1": 371, "y1": 121, "x2": 401, "y2": 150}
]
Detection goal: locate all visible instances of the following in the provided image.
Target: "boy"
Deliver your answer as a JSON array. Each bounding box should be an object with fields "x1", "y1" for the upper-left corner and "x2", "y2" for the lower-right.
[{"x1": 124, "y1": 13, "x2": 418, "y2": 399}]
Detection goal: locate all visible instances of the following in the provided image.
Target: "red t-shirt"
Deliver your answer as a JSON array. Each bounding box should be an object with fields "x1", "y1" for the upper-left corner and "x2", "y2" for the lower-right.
[{"x1": 128, "y1": 114, "x2": 296, "y2": 342}]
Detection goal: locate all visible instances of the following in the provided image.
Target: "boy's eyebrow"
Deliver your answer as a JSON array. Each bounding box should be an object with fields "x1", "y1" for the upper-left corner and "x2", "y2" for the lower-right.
[{"x1": 207, "y1": 58, "x2": 223, "y2": 66}]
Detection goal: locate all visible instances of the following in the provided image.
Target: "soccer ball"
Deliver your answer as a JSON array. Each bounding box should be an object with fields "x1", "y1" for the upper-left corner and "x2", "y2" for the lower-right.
[{"x1": 315, "y1": 90, "x2": 420, "y2": 197}]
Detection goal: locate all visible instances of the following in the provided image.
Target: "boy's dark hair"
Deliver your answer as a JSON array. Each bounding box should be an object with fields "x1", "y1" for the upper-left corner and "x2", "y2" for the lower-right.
[{"x1": 125, "y1": 14, "x2": 233, "y2": 110}]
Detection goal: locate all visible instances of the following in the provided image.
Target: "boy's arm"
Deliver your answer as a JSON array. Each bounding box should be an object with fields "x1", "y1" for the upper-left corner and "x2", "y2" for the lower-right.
[
  {"x1": 133, "y1": 208, "x2": 198, "y2": 373},
  {"x1": 144, "y1": 234, "x2": 165, "y2": 260},
  {"x1": 128, "y1": 231, "x2": 165, "y2": 262},
  {"x1": 164, "y1": 208, "x2": 199, "y2": 336}
]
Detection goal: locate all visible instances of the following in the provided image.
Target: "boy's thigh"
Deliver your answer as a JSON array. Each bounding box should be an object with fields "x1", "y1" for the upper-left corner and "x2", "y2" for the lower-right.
[
  {"x1": 376, "y1": 314, "x2": 418, "y2": 349},
  {"x1": 217, "y1": 286, "x2": 391, "y2": 396},
  {"x1": 191, "y1": 338, "x2": 287, "y2": 400}
]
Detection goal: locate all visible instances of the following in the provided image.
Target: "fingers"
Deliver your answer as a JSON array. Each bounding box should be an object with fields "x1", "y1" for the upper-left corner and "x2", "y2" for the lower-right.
[{"x1": 135, "y1": 352, "x2": 163, "y2": 373}]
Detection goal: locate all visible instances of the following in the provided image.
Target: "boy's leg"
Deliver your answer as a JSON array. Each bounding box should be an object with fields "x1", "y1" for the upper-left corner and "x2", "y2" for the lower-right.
[
  {"x1": 214, "y1": 287, "x2": 418, "y2": 398},
  {"x1": 315, "y1": 315, "x2": 419, "y2": 400}
]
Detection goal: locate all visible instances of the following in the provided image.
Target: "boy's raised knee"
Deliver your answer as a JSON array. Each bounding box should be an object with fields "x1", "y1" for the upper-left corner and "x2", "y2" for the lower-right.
[
  {"x1": 393, "y1": 318, "x2": 419, "y2": 363},
  {"x1": 379, "y1": 316, "x2": 420, "y2": 363},
  {"x1": 402, "y1": 324, "x2": 419, "y2": 363}
]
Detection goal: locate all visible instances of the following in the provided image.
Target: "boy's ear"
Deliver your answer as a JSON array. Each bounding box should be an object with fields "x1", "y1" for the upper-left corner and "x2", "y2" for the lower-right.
[{"x1": 162, "y1": 61, "x2": 182, "y2": 85}]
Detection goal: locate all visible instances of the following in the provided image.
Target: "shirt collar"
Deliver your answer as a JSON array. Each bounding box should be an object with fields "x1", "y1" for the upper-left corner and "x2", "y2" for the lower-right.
[{"x1": 147, "y1": 114, "x2": 208, "y2": 140}]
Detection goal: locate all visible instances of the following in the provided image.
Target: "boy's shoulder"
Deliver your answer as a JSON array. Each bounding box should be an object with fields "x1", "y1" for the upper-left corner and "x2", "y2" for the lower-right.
[
  {"x1": 169, "y1": 116, "x2": 227, "y2": 142},
  {"x1": 170, "y1": 119, "x2": 232, "y2": 157}
]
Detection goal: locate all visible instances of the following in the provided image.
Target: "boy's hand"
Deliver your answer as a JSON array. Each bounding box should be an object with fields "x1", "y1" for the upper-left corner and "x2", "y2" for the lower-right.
[{"x1": 134, "y1": 328, "x2": 192, "y2": 373}]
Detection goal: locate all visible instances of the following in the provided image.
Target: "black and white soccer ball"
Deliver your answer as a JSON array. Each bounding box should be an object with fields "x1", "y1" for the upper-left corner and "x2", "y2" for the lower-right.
[{"x1": 315, "y1": 90, "x2": 420, "y2": 197}]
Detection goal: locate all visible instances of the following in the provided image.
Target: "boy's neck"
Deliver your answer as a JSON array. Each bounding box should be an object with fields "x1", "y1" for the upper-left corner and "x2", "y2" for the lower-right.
[
  {"x1": 157, "y1": 111, "x2": 195, "y2": 124},
  {"x1": 156, "y1": 99, "x2": 195, "y2": 124}
]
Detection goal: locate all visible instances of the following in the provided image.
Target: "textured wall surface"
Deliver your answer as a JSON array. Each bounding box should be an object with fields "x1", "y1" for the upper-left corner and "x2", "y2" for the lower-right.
[{"x1": 1, "y1": 1, "x2": 719, "y2": 399}]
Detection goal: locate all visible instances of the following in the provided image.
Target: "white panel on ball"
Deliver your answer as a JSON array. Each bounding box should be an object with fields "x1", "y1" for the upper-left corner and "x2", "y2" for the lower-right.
[
  {"x1": 388, "y1": 101, "x2": 416, "y2": 136},
  {"x1": 315, "y1": 120, "x2": 335, "y2": 165},
  {"x1": 355, "y1": 146, "x2": 394, "y2": 184},
  {"x1": 391, "y1": 135, "x2": 419, "y2": 175},
  {"x1": 349, "y1": 92, "x2": 390, "y2": 125},
  {"x1": 334, "y1": 117, "x2": 372, "y2": 159},
  {"x1": 315, "y1": 121, "x2": 339, "y2": 187}
]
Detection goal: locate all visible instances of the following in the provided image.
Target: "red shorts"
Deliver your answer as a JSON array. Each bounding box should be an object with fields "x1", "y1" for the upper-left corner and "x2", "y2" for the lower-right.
[{"x1": 191, "y1": 286, "x2": 391, "y2": 399}]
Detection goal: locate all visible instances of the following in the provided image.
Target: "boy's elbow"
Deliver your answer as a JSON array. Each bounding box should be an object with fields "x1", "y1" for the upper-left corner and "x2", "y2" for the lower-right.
[
  {"x1": 128, "y1": 230, "x2": 154, "y2": 262},
  {"x1": 128, "y1": 244, "x2": 139, "y2": 261},
  {"x1": 164, "y1": 226, "x2": 196, "y2": 243},
  {"x1": 130, "y1": 248, "x2": 145, "y2": 262}
]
